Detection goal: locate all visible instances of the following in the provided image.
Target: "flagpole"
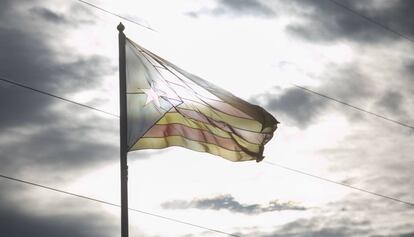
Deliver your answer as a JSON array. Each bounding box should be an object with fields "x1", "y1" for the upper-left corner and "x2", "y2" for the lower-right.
[{"x1": 117, "y1": 22, "x2": 129, "y2": 237}]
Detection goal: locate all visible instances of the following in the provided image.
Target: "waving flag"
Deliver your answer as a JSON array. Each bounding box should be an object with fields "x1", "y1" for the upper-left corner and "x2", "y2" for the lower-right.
[{"x1": 125, "y1": 38, "x2": 278, "y2": 162}]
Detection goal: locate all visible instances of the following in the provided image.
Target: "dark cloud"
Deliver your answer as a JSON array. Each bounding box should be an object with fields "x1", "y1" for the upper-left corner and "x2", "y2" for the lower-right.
[
  {"x1": 0, "y1": 1, "x2": 114, "y2": 129},
  {"x1": 162, "y1": 194, "x2": 306, "y2": 214},
  {"x1": 262, "y1": 87, "x2": 328, "y2": 128},
  {"x1": 30, "y1": 7, "x2": 68, "y2": 24},
  {"x1": 402, "y1": 61, "x2": 414, "y2": 97},
  {"x1": 321, "y1": 65, "x2": 375, "y2": 102},
  {"x1": 0, "y1": 204, "x2": 116, "y2": 237},
  {"x1": 261, "y1": 62, "x2": 381, "y2": 128},
  {"x1": 285, "y1": 0, "x2": 414, "y2": 44},
  {"x1": 0, "y1": 84, "x2": 53, "y2": 129},
  {"x1": 256, "y1": 217, "x2": 370, "y2": 237},
  {"x1": 0, "y1": 0, "x2": 14, "y2": 15},
  {"x1": 0, "y1": 114, "x2": 118, "y2": 175},
  {"x1": 399, "y1": 233, "x2": 414, "y2": 237},
  {"x1": 236, "y1": 194, "x2": 414, "y2": 237},
  {"x1": 405, "y1": 61, "x2": 414, "y2": 75},
  {"x1": 0, "y1": 0, "x2": 120, "y2": 178},
  {"x1": 0, "y1": 182, "x2": 117, "y2": 237},
  {"x1": 187, "y1": 0, "x2": 275, "y2": 18},
  {"x1": 375, "y1": 90, "x2": 406, "y2": 115},
  {"x1": 28, "y1": 4, "x2": 95, "y2": 26}
]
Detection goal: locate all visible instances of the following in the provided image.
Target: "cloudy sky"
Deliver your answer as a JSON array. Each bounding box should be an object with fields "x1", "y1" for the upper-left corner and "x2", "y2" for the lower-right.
[{"x1": 1, "y1": 0, "x2": 414, "y2": 236}]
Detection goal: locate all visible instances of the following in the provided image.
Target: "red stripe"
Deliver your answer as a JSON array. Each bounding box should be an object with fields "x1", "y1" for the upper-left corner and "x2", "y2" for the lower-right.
[
  {"x1": 175, "y1": 108, "x2": 267, "y2": 145},
  {"x1": 143, "y1": 124, "x2": 244, "y2": 152},
  {"x1": 162, "y1": 81, "x2": 254, "y2": 119}
]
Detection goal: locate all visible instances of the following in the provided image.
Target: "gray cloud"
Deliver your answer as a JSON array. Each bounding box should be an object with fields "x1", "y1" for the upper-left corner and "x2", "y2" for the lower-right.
[
  {"x1": 162, "y1": 194, "x2": 306, "y2": 214},
  {"x1": 0, "y1": 203, "x2": 116, "y2": 237},
  {"x1": 0, "y1": 182, "x2": 118, "y2": 237},
  {"x1": 187, "y1": 0, "x2": 275, "y2": 18},
  {"x1": 241, "y1": 217, "x2": 371, "y2": 237},
  {"x1": 284, "y1": 0, "x2": 414, "y2": 44},
  {"x1": 375, "y1": 90, "x2": 406, "y2": 115},
  {"x1": 237, "y1": 196, "x2": 414, "y2": 236},
  {"x1": 30, "y1": 7, "x2": 68, "y2": 24},
  {"x1": 260, "y1": 61, "x2": 388, "y2": 128},
  {"x1": 232, "y1": 187, "x2": 414, "y2": 236},
  {"x1": 402, "y1": 61, "x2": 414, "y2": 97},
  {"x1": 0, "y1": 0, "x2": 120, "y2": 177},
  {"x1": 399, "y1": 233, "x2": 414, "y2": 237},
  {"x1": 0, "y1": 115, "x2": 118, "y2": 176},
  {"x1": 261, "y1": 87, "x2": 328, "y2": 128},
  {"x1": 29, "y1": 4, "x2": 95, "y2": 26},
  {"x1": 0, "y1": 1, "x2": 114, "y2": 129}
]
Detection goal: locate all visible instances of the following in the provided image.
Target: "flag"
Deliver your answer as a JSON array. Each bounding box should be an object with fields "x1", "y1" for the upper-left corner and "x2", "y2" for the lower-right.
[{"x1": 125, "y1": 38, "x2": 278, "y2": 162}]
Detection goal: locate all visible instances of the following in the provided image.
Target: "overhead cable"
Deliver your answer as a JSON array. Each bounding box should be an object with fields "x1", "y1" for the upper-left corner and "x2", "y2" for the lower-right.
[
  {"x1": 264, "y1": 161, "x2": 414, "y2": 207},
  {"x1": 2, "y1": 76, "x2": 413, "y2": 207},
  {"x1": 0, "y1": 77, "x2": 118, "y2": 118},
  {"x1": 76, "y1": 0, "x2": 156, "y2": 32},
  {"x1": 325, "y1": 0, "x2": 414, "y2": 43},
  {"x1": 292, "y1": 84, "x2": 414, "y2": 130},
  {"x1": 0, "y1": 173, "x2": 240, "y2": 237}
]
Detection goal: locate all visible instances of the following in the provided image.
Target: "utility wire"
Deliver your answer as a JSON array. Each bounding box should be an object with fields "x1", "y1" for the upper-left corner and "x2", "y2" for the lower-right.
[
  {"x1": 72, "y1": 0, "x2": 414, "y2": 129},
  {"x1": 0, "y1": 77, "x2": 238, "y2": 236},
  {"x1": 2, "y1": 74, "x2": 413, "y2": 131},
  {"x1": 325, "y1": 0, "x2": 414, "y2": 43},
  {"x1": 71, "y1": 1, "x2": 414, "y2": 130},
  {"x1": 76, "y1": 0, "x2": 414, "y2": 44},
  {"x1": 264, "y1": 161, "x2": 414, "y2": 207},
  {"x1": 292, "y1": 84, "x2": 414, "y2": 130},
  {"x1": 2, "y1": 76, "x2": 414, "y2": 207},
  {"x1": 0, "y1": 77, "x2": 118, "y2": 118},
  {"x1": 0, "y1": 173, "x2": 240, "y2": 237},
  {"x1": 76, "y1": 0, "x2": 156, "y2": 32}
]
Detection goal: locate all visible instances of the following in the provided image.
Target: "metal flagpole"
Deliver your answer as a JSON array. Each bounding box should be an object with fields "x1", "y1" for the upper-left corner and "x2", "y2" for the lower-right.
[{"x1": 117, "y1": 22, "x2": 129, "y2": 237}]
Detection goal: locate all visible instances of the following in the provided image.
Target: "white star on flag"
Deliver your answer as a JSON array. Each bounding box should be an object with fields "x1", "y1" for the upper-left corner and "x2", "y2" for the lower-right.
[{"x1": 142, "y1": 87, "x2": 161, "y2": 108}]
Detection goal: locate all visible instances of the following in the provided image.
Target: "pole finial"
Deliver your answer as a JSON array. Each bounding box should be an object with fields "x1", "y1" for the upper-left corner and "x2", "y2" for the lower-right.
[{"x1": 117, "y1": 23, "x2": 125, "y2": 32}]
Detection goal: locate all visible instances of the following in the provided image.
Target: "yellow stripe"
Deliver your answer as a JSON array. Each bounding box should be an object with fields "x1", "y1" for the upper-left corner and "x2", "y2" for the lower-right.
[
  {"x1": 157, "y1": 112, "x2": 260, "y2": 153},
  {"x1": 178, "y1": 103, "x2": 262, "y2": 132},
  {"x1": 158, "y1": 112, "x2": 229, "y2": 137},
  {"x1": 130, "y1": 136, "x2": 255, "y2": 162}
]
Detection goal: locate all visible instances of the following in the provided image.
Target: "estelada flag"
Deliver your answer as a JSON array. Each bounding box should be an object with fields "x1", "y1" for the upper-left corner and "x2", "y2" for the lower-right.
[{"x1": 125, "y1": 38, "x2": 278, "y2": 162}]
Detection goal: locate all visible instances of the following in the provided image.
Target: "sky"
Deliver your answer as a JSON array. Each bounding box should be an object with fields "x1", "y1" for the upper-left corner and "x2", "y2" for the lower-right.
[{"x1": 0, "y1": 0, "x2": 414, "y2": 236}]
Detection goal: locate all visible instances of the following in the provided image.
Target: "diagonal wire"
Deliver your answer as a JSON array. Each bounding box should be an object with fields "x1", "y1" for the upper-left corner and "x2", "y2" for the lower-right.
[
  {"x1": 292, "y1": 84, "x2": 414, "y2": 130},
  {"x1": 76, "y1": 0, "x2": 414, "y2": 44},
  {"x1": 2, "y1": 76, "x2": 414, "y2": 207},
  {"x1": 263, "y1": 161, "x2": 414, "y2": 207},
  {"x1": 325, "y1": 0, "x2": 414, "y2": 43},
  {"x1": 73, "y1": 0, "x2": 414, "y2": 130},
  {"x1": 0, "y1": 76, "x2": 119, "y2": 118},
  {"x1": 0, "y1": 173, "x2": 240, "y2": 237},
  {"x1": 76, "y1": 0, "x2": 156, "y2": 32}
]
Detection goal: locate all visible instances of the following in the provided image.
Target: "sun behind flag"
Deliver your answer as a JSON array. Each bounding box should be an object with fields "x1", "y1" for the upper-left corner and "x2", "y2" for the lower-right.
[{"x1": 125, "y1": 38, "x2": 278, "y2": 162}]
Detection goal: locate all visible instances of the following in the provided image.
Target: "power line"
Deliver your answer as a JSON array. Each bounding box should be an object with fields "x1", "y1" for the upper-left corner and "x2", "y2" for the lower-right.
[
  {"x1": 0, "y1": 76, "x2": 238, "y2": 236},
  {"x1": 76, "y1": 0, "x2": 156, "y2": 32},
  {"x1": 263, "y1": 161, "x2": 414, "y2": 207},
  {"x1": 2, "y1": 74, "x2": 412, "y2": 131},
  {"x1": 71, "y1": 0, "x2": 414, "y2": 130},
  {"x1": 77, "y1": 0, "x2": 414, "y2": 44},
  {"x1": 292, "y1": 84, "x2": 414, "y2": 130},
  {"x1": 0, "y1": 173, "x2": 240, "y2": 237},
  {"x1": 0, "y1": 78, "x2": 414, "y2": 206},
  {"x1": 325, "y1": 0, "x2": 414, "y2": 43},
  {"x1": 0, "y1": 76, "x2": 118, "y2": 118}
]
